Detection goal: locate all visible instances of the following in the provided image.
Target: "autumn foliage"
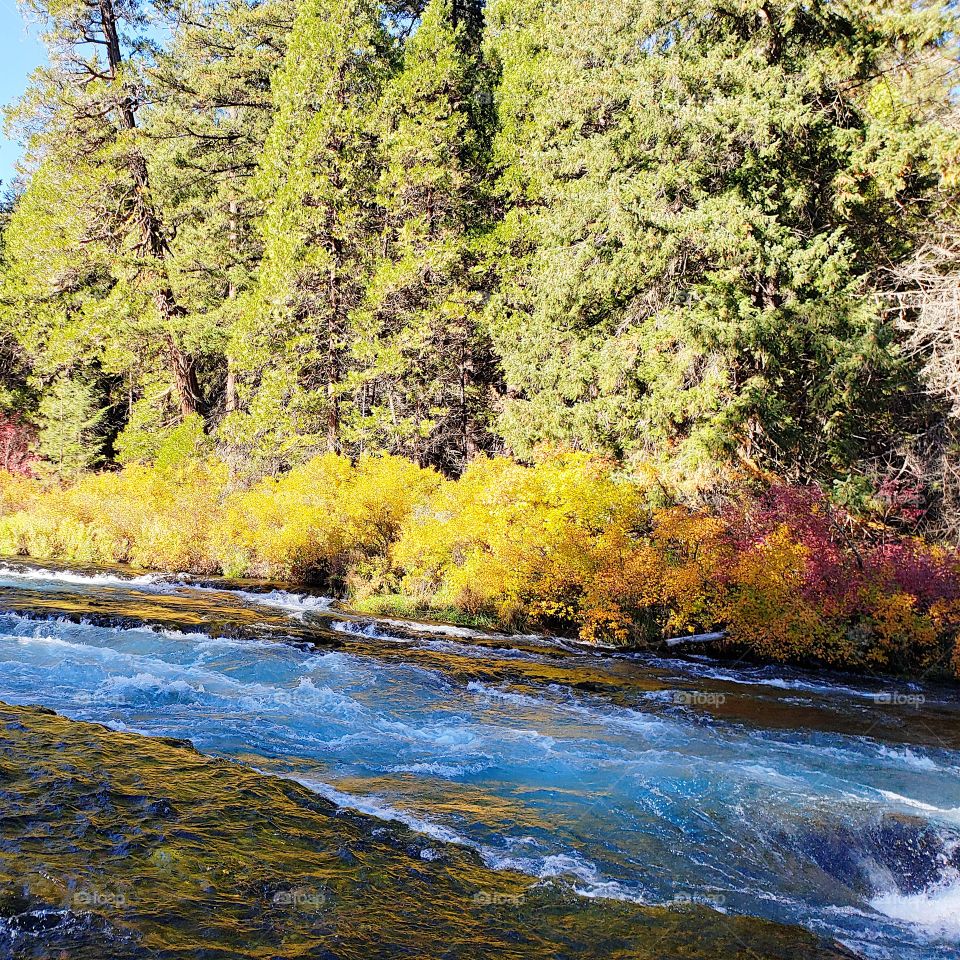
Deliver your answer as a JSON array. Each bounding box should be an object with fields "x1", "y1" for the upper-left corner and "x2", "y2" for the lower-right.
[
  {"x1": 0, "y1": 454, "x2": 957, "y2": 678},
  {"x1": 0, "y1": 414, "x2": 35, "y2": 477}
]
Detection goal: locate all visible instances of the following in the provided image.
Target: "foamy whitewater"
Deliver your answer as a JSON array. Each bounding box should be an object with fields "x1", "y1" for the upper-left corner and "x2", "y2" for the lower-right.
[
  {"x1": 871, "y1": 874, "x2": 960, "y2": 938},
  {"x1": 0, "y1": 563, "x2": 959, "y2": 959},
  {"x1": 0, "y1": 562, "x2": 335, "y2": 616}
]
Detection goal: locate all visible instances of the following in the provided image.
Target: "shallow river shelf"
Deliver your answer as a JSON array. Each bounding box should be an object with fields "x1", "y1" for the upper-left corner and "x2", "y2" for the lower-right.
[{"x1": 0, "y1": 703, "x2": 854, "y2": 960}]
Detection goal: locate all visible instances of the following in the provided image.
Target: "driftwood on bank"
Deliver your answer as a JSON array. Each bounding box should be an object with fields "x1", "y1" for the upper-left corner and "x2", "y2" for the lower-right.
[{"x1": 664, "y1": 631, "x2": 727, "y2": 648}]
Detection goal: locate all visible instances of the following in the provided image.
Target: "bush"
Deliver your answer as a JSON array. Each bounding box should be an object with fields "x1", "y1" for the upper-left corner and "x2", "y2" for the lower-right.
[
  {"x1": 393, "y1": 468, "x2": 960, "y2": 675},
  {"x1": 216, "y1": 454, "x2": 441, "y2": 581},
  {"x1": 0, "y1": 453, "x2": 956, "y2": 678},
  {"x1": 713, "y1": 486, "x2": 959, "y2": 673},
  {"x1": 393, "y1": 454, "x2": 648, "y2": 631},
  {"x1": 0, "y1": 460, "x2": 228, "y2": 572},
  {"x1": 0, "y1": 470, "x2": 40, "y2": 515}
]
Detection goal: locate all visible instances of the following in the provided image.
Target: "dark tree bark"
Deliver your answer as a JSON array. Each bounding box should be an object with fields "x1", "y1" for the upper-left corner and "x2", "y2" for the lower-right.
[{"x1": 98, "y1": 0, "x2": 201, "y2": 417}]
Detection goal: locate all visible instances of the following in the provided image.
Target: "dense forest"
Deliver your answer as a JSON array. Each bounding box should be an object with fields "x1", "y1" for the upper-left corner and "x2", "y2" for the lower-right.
[
  {"x1": 2, "y1": 0, "x2": 959, "y2": 498},
  {"x1": 2, "y1": 0, "x2": 960, "y2": 672}
]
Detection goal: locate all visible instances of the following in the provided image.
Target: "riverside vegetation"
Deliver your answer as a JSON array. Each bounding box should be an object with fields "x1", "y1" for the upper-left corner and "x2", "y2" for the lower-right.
[
  {"x1": 3, "y1": 0, "x2": 960, "y2": 679},
  {"x1": 0, "y1": 450, "x2": 958, "y2": 679}
]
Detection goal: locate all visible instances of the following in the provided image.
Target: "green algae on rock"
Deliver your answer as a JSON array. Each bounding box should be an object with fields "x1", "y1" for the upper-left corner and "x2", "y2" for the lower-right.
[{"x1": 0, "y1": 703, "x2": 856, "y2": 960}]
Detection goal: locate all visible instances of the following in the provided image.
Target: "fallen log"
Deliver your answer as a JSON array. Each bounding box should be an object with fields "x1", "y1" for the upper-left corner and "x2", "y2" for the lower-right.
[{"x1": 664, "y1": 631, "x2": 727, "y2": 648}]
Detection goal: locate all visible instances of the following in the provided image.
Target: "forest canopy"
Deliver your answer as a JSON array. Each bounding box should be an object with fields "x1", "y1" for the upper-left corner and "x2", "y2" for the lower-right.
[{"x1": 2, "y1": 0, "x2": 960, "y2": 534}]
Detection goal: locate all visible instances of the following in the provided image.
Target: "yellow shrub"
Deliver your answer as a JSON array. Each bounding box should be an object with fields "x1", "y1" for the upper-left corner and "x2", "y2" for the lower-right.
[
  {"x1": 1, "y1": 452, "x2": 957, "y2": 679},
  {"x1": 579, "y1": 507, "x2": 731, "y2": 645},
  {"x1": 649, "y1": 508, "x2": 730, "y2": 636},
  {"x1": 393, "y1": 453, "x2": 649, "y2": 630},
  {"x1": 0, "y1": 471, "x2": 41, "y2": 515},
  {"x1": 860, "y1": 591, "x2": 939, "y2": 672},
  {"x1": 0, "y1": 507, "x2": 108, "y2": 564},
  {"x1": 218, "y1": 453, "x2": 440, "y2": 580},
  {"x1": 346, "y1": 455, "x2": 445, "y2": 556},
  {"x1": 0, "y1": 461, "x2": 228, "y2": 572}
]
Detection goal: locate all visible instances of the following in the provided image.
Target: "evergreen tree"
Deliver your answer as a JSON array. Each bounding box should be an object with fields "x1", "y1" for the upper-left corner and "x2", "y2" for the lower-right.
[
  {"x1": 0, "y1": 192, "x2": 33, "y2": 417},
  {"x1": 144, "y1": 0, "x2": 296, "y2": 425},
  {"x1": 350, "y1": 0, "x2": 496, "y2": 471},
  {"x1": 2, "y1": 0, "x2": 959, "y2": 505},
  {"x1": 485, "y1": 0, "x2": 960, "y2": 481},
  {"x1": 223, "y1": 0, "x2": 390, "y2": 470},
  {"x1": 37, "y1": 374, "x2": 106, "y2": 474},
  {"x1": 3, "y1": 0, "x2": 204, "y2": 419}
]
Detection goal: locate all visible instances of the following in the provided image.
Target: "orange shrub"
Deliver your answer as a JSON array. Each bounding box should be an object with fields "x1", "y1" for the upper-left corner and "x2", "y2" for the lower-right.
[{"x1": 718, "y1": 527, "x2": 849, "y2": 664}]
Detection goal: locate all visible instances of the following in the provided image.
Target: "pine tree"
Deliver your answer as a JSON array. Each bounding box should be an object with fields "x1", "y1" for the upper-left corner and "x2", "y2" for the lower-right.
[
  {"x1": 36, "y1": 375, "x2": 106, "y2": 475},
  {"x1": 350, "y1": 0, "x2": 496, "y2": 471},
  {"x1": 4, "y1": 0, "x2": 203, "y2": 419},
  {"x1": 144, "y1": 0, "x2": 297, "y2": 423},
  {"x1": 0, "y1": 193, "x2": 33, "y2": 417},
  {"x1": 486, "y1": 0, "x2": 960, "y2": 481},
  {"x1": 223, "y1": 0, "x2": 390, "y2": 470}
]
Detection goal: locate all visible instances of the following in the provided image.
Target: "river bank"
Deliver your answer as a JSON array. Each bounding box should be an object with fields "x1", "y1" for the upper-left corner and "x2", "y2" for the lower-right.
[
  {"x1": 1, "y1": 455, "x2": 959, "y2": 682},
  {"x1": 0, "y1": 550, "x2": 957, "y2": 690}
]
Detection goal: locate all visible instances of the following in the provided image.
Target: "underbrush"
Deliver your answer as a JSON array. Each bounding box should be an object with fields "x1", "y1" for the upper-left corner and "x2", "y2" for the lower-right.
[
  {"x1": 348, "y1": 594, "x2": 502, "y2": 632},
  {"x1": 0, "y1": 453, "x2": 957, "y2": 678}
]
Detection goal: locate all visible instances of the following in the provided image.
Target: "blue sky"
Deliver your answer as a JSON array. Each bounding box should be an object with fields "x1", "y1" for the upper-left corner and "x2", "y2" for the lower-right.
[{"x1": 0, "y1": 4, "x2": 45, "y2": 188}]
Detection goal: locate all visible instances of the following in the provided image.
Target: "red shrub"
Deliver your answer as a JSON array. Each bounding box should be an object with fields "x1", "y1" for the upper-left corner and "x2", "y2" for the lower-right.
[{"x1": 0, "y1": 414, "x2": 36, "y2": 477}]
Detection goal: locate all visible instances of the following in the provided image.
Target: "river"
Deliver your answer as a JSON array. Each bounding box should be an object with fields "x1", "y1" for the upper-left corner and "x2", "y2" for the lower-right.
[{"x1": 0, "y1": 560, "x2": 957, "y2": 959}]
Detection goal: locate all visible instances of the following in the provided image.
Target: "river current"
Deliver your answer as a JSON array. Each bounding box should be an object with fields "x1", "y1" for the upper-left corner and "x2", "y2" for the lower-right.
[{"x1": 0, "y1": 560, "x2": 957, "y2": 959}]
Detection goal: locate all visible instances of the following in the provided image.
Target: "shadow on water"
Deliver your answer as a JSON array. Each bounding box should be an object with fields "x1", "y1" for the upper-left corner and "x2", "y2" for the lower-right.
[{"x1": 0, "y1": 704, "x2": 854, "y2": 960}]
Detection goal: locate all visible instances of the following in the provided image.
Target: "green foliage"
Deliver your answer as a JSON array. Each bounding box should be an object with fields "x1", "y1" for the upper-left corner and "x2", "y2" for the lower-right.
[
  {"x1": 484, "y1": 0, "x2": 960, "y2": 481},
  {"x1": 144, "y1": 0, "x2": 297, "y2": 419},
  {"x1": 0, "y1": 0, "x2": 294, "y2": 451},
  {"x1": 0, "y1": 0, "x2": 210, "y2": 453},
  {"x1": 225, "y1": 0, "x2": 390, "y2": 466},
  {"x1": 116, "y1": 408, "x2": 212, "y2": 469},
  {"x1": 347, "y1": 0, "x2": 495, "y2": 471},
  {"x1": 35, "y1": 375, "x2": 106, "y2": 475}
]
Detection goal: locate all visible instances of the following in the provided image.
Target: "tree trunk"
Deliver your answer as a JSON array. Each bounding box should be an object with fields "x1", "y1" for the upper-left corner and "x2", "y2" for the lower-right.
[
  {"x1": 326, "y1": 255, "x2": 341, "y2": 452},
  {"x1": 99, "y1": 0, "x2": 200, "y2": 417},
  {"x1": 168, "y1": 336, "x2": 203, "y2": 418},
  {"x1": 225, "y1": 160, "x2": 239, "y2": 416},
  {"x1": 225, "y1": 361, "x2": 237, "y2": 414},
  {"x1": 462, "y1": 329, "x2": 479, "y2": 463},
  {"x1": 326, "y1": 380, "x2": 339, "y2": 452}
]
